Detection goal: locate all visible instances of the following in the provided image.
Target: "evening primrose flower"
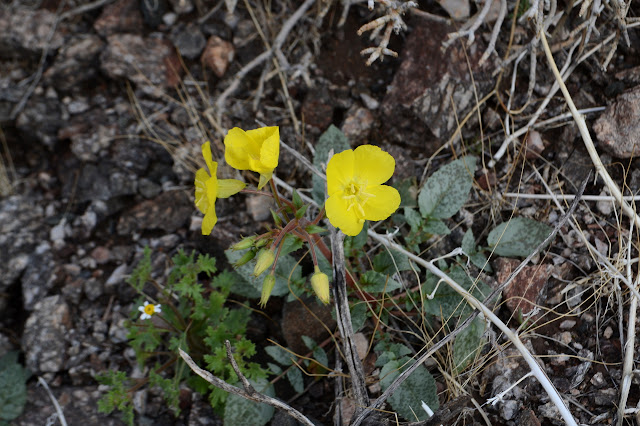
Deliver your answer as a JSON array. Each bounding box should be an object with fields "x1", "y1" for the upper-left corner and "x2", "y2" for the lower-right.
[
  {"x1": 138, "y1": 301, "x2": 161, "y2": 320},
  {"x1": 325, "y1": 145, "x2": 401, "y2": 236},
  {"x1": 195, "y1": 141, "x2": 246, "y2": 235},
  {"x1": 224, "y1": 126, "x2": 279, "y2": 189}
]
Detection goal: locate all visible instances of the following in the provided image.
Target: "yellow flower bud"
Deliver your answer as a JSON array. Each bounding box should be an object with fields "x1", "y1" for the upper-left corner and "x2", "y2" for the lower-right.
[
  {"x1": 260, "y1": 273, "x2": 276, "y2": 308},
  {"x1": 253, "y1": 248, "x2": 275, "y2": 277},
  {"x1": 310, "y1": 266, "x2": 330, "y2": 304}
]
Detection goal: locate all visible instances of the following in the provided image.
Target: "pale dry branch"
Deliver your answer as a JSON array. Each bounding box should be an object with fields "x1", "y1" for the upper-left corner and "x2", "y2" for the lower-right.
[{"x1": 179, "y1": 347, "x2": 315, "y2": 426}]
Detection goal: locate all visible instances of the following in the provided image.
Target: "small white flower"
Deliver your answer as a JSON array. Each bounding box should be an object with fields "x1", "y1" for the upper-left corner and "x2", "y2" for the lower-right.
[{"x1": 138, "y1": 301, "x2": 162, "y2": 320}]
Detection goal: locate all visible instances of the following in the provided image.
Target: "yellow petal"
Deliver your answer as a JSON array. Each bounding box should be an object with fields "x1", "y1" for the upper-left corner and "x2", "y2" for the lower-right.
[
  {"x1": 194, "y1": 168, "x2": 210, "y2": 213},
  {"x1": 362, "y1": 185, "x2": 401, "y2": 221},
  {"x1": 353, "y1": 145, "x2": 395, "y2": 186},
  {"x1": 256, "y1": 127, "x2": 279, "y2": 169},
  {"x1": 217, "y1": 179, "x2": 246, "y2": 198},
  {"x1": 325, "y1": 193, "x2": 365, "y2": 236},
  {"x1": 202, "y1": 205, "x2": 218, "y2": 235},
  {"x1": 205, "y1": 174, "x2": 218, "y2": 205},
  {"x1": 224, "y1": 127, "x2": 260, "y2": 170},
  {"x1": 326, "y1": 149, "x2": 354, "y2": 196},
  {"x1": 201, "y1": 142, "x2": 217, "y2": 175}
]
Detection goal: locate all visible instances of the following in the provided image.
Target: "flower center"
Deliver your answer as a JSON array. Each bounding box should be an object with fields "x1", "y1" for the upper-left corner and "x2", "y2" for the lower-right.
[
  {"x1": 342, "y1": 180, "x2": 374, "y2": 218},
  {"x1": 144, "y1": 304, "x2": 156, "y2": 315}
]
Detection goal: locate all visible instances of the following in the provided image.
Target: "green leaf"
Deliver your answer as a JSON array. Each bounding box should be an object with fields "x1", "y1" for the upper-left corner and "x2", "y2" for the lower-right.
[
  {"x1": 453, "y1": 316, "x2": 486, "y2": 373},
  {"x1": 379, "y1": 357, "x2": 439, "y2": 421},
  {"x1": 470, "y1": 253, "x2": 492, "y2": 272},
  {"x1": 394, "y1": 178, "x2": 418, "y2": 208},
  {"x1": 418, "y1": 156, "x2": 477, "y2": 219},
  {"x1": 373, "y1": 248, "x2": 411, "y2": 275},
  {"x1": 487, "y1": 217, "x2": 552, "y2": 257},
  {"x1": 312, "y1": 125, "x2": 351, "y2": 205},
  {"x1": 265, "y1": 345, "x2": 293, "y2": 366},
  {"x1": 350, "y1": 302, "x2": 369, "y2": 333},
  {"x1": 461, "y1": 229, "x2": 476, "y2": 255},
  {"x1": 305, "y1": 224, "x2": 326, "y2": 234},
  {"x1": 361, "y1": 271, "x2": 403, "y2": 293},
  {"x1": 0, "y1": 352, "x2": 29, "y2": 421},
  {"x1": 422, "y1": 266, "x2": 493, "y2": 320},
  {"x1": 287, "y1": 367, "x2": 304, "y2": 394},
  {"x1": 422, "y1": 218, "x2": 451, "y2": 235},
  {"x1": 404, "y1": 208, "x2": 422, "y2": 232},
  {"x1": 223, "y1": 378, "x2": 275, "y2": 426}
]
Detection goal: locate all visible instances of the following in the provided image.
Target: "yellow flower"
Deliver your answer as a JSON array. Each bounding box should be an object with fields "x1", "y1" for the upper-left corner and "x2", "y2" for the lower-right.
[
  {"x1": 195, "y1": 141, "x2": 246, "y2": 235},
  {"x1": 224, "y1": 126, "x2": 279, "y2": 189},
  {"x1": 325, "y1": 145, "x2": 401, "y2": 236},
  {"x1": 310, "y1": 266, "x2": 330, "y2": 304}
]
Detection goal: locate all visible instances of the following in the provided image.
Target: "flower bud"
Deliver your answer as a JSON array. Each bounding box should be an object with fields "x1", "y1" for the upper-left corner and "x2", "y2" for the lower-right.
[
  {"x1": 233, "y1": 249, "x2": 256, "y2": 267},
  {"x1": 260, "y1": 273, "x2": 276, "y2": 307},
  {"x1": 231, "y1": 236, "x2": 256, "y2": 251},
  {"x1": 310, "y1": 266, "x2": 330, "y2": 304},
  {"x1": 253, "y1": 248, "x2": 275, "y2": 277}
]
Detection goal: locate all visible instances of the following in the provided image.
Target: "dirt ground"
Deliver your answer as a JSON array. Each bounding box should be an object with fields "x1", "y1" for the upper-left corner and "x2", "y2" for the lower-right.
[{"x1": 2, "y1": 0, "x2": 640, "y2": 424}]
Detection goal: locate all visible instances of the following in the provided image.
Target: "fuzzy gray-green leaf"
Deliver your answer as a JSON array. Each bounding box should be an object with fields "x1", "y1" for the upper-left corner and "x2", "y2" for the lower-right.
[
  {"x1": 419, "y1": 157, "x2": 477, "y2": 219},
  {"x1": 487, "y1": 217, "x2": 552, "y2": 257}
]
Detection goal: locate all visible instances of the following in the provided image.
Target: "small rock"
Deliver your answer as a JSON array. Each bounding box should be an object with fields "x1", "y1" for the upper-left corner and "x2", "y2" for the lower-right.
[
  {"x1": 496, "y1": 258, "x2": 552, "y2": 317},
  {"x1": 517, "y1": 408, "x2": 542, "y2": 426},
  {"x1": 437, "y1": 0, "x2": 470, "y2": 19},
  {"x1": 84, "y1": 277, "x2": 104, "y2": 301},
  {"x1": 171, "y1": 23, "x2": 206, "y2": 60},
  {"x1": 341, "y1": 107, "x2": 375, "y2": 143},
  {"x1": 590, "y1": 371, "x2": 606, "y2": 388},
  {"x1": 525, "y1": 130, "x2": 545, "y2": 159},
  {"x1": 594, "y1": 86, "x2": 640, "y2": 158},
  {"x1": 169, "y1": 0, "x2": 194, "y2": 14},
  {"x1": 138, "y1": 178, "x2": 162, "y2": 199},
  {"x1": 282, "y1": 296, "x2": 336, "y2": 354},
  {"x1": 22, "y1": 250, "x2": 57, "y2": 311},
  {"x1": 94, "y1": 0, "x2": 144, "y2": 36},
  {"x1": 201, "y1": 35, "x2": 235, "y2": 77},
  {"x1": 382, "y1": 18, "x2": 495, "y2": 145},
  {"x1": 246, "y1": 195, "x2": 273, "y2": 222},
  {"x1": 91, "y1": 246, "x2": 112, "y2": 264},
  {"x1": 43, "y1": 35, "x2": 104, "y2": 92},
  {"x1": 16, "y1": 96, "x2": 63, "y2": 149},
  {"x1": 596, "y1": 190, "x2": 613, "y2": 216},
  {"x1": 101, "y1": 34, "x2": 183, "y2": 95},
  {"x1": 353, "y1": 332, "x2": 368, "y2": 361},
  {"x1": 69, "y1": 124, "x2": 116, "y2": 162},
  {"x1": 500, "y1": 399, "x2": 519, "y2": 421},
  {"x1": 105, "y1": 264, "x2": 128, "y2": 288},
  {"x1": 117, "y1": 191, "x2": 192, "y2": 235},
  {"x1": 591, "y1": 388, "x2": 616, "y2": 406},
  {"x1": 0, "y1": 9, "x2": 65, "y2": 58},
  {"x1": 603, "y1": 326, "x2": 613, "y2": 339},
  {"x1": 23, "y1": 295, "x2": 71, "y2": 373},
  {"x1": 108, "y1": 316, "x2": 129, "y2": 344},
  {"x1": 559, "y1": 320, "x2": 576, "y2": 329}
]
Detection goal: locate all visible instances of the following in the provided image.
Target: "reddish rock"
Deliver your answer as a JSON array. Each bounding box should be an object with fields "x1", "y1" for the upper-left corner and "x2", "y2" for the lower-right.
[
  {"x1": 100, "y1": 34, "x2": 183, "y2": 92},
  {"x1": 382, "y1": 17, "x2": 495, "y2": 146},
  {"x1": 496, "y1": 258, "x2": 553, "y2": 317},
  {"x1": 94, "y1": 0, "x2": 144, "y2": 36},
  {"x1": 201, "y1": 35, "x2": 235, "y2": 77},
  {"x1": 281, "y1": 296, "x2": 336, "y2": 355},
  {"x1": 593, "y1": 85, "x2": 640, "y2": 158}
]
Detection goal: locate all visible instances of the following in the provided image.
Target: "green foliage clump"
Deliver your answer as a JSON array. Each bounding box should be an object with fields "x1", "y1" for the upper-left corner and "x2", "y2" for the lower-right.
[
  {"x1": 0, "y1": 352, "x2": 30, "y2": 425},
  {"x1": 97, "y1": 247, "x2": 270, "y2": 425}
]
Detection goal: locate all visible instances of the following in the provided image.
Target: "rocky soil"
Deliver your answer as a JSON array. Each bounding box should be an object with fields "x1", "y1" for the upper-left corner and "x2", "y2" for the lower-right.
[{"x1": 2, "y1": 0, "x2": 640, "y2": 425}]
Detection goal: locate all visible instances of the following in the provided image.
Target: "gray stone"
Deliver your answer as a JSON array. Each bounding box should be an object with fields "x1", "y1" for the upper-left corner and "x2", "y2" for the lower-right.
[
  {"x1": 23, "y1": 295, "x2": 71, "y2": 373},
  {"x1": 117, "y1": 191, "x2": 192, "y2": 235},
  {"x1": 16, "y1": 96, "x2": 62, "y2": 149},
  {"x1": 594, "y1": 86, "x2": 640, "y2": 158},
  {"x1": 0, "y1": 9, "x2": 65, "y2": 59},
  {"x1": 21, "y1": 247, "x2": 57, "y2": 310},
  {"x1": 169, "y1": 0, "x2": 194, "y2": 14},
  {"x1": 171, "y1": 23, "x2": 206, "y2": 59},
  {"x1": 43, "y1": 35, "x2": 104, "y2": 93},
  {"x1": 93, "y1": 0, "x2": 144, "y2": 36},
  {"x1": 100, "y1": 34, "x2": 183, "y2": 96},
  {"x1": 139, "y1": 178, "x2": 162, "y2": 199}
]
